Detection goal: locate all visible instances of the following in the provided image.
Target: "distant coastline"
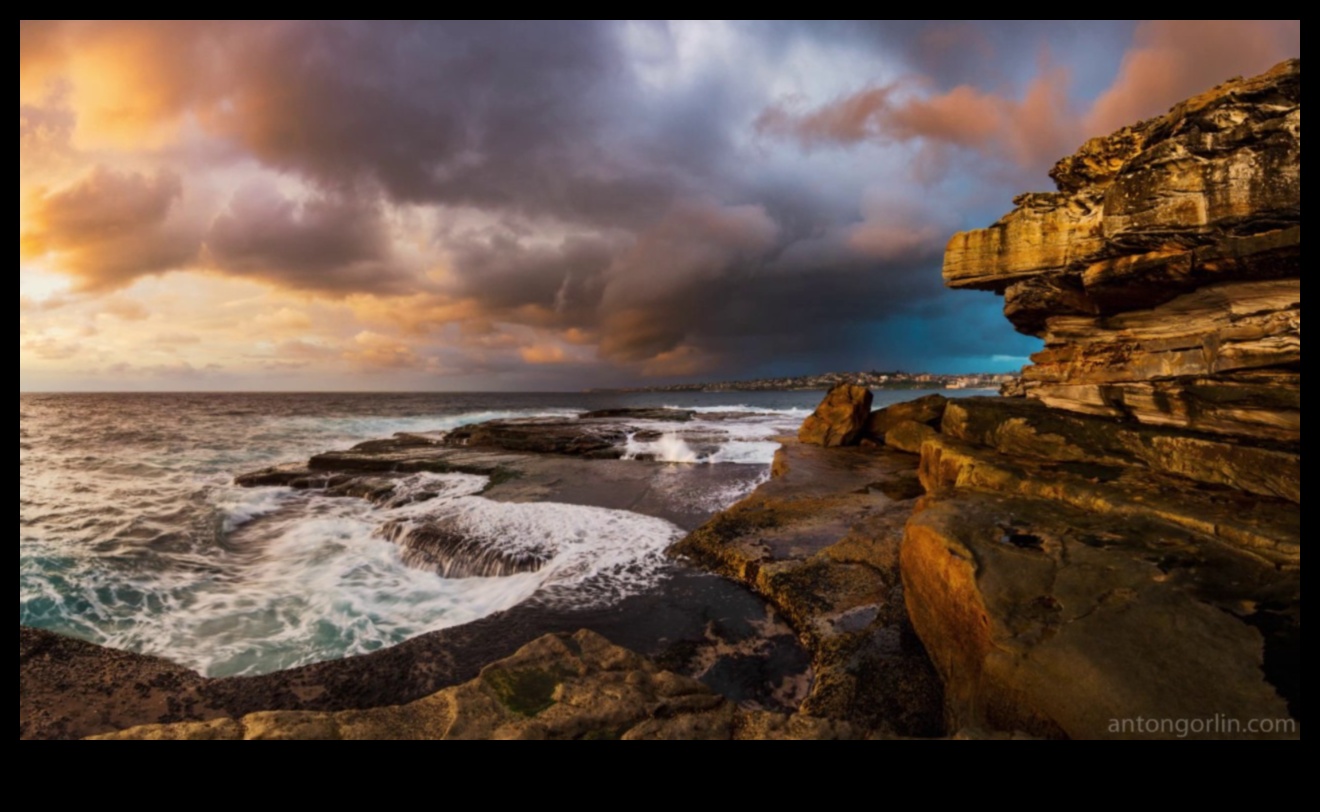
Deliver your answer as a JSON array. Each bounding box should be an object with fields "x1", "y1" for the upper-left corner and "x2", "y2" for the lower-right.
[{"x1": 589, "y1": 370, "x2": 1017, "y2": 394}]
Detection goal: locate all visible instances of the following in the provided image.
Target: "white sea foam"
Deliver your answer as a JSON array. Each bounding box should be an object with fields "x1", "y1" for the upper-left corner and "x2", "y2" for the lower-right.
[
  {"x1": 383, "y1": 473, "x2": 682, "y2": 603},
  {"x1": 21, "y1": 471, "x2": 684, "y2": 676},
  {"x1": 707, "y1": 440, "x2": 782, "y2": 465},
  {"x1": 622, "y1": 432, "x2": 702, "y2": 463},
  {"x1": 215, "y1": 486, "x2": 297, "y2": 532},
  {"x1": 661, "y1": 403, "x2": 812, "y2": 417},
  {"x1": 619, "y1": 407, "x2": 796, "y2": 465}
]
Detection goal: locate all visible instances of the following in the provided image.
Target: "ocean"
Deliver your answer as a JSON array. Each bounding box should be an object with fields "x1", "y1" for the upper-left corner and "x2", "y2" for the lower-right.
[{"x1": 19, "y1": 389, "x2": 984, "y2": 678}]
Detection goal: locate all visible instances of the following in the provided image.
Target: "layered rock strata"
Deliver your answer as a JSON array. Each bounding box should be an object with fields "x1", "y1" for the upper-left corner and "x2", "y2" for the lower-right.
[
  {"x1": 900, "y1": 60, "x2": 1301, "y2": 738},
  {"x1": 944, "y1": 59, "x2": 1300, "y2": 443}
]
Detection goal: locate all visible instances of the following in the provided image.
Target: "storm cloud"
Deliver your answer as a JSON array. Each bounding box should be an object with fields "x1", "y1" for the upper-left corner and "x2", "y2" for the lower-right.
[
  {"x1": 18, "y1": 20, "x2": 1301, "y2": 389},
  {"x1": 204, "y1": 184, "x2": 414, "y2": 294}
]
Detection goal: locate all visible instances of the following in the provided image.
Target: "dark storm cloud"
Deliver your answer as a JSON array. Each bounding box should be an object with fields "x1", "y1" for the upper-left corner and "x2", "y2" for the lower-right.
[
  {"x1": 441, "y1": 230, "x2": 617, "y2": 327},
  {"x1": 826, "y1": 20, "x2": 1137, "y2": 94},
  {"x1": 207, "y1": 20, "x2": 689, "y2": 227},
  {"x1": 204, "y1": 184, "x2": 413, "y2": 294}
]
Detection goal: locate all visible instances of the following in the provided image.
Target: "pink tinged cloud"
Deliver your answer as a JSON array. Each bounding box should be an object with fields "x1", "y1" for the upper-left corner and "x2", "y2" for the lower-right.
[
  {"x1": 755, "y1": 67, "x2": 1077, "y2": 172},
  {"x1": 757, "y1": 20, "x2": 1299, "y2": 175},
  {"x1": 1084, "y1": 20, "x2": 1301, "y2": 134}
]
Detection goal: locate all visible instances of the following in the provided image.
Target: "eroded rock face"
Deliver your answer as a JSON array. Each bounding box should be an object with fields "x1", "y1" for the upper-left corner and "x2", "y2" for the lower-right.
[
  {"x1": 905, "y1": 61, "x2": 1302, "y2": 739},
  {"x1": 89, "y1": 630, "x2": 857, "y2": 740},
  {"x1": 903, "y1": 492, "x2": 1298, "y2": 739},
  {"x1": 944, "y1": 59, "x2": 1301, "y2": 442},
  {"x1": 798, "y1": 384, "x2": 873, "y2": 446},
  {"x1": 940, "y1": 397, "x2": 1300, "y2": 503}
]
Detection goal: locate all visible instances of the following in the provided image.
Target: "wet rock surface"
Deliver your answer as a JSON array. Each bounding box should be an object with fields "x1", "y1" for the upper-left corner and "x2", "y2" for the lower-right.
[
  {"x1": 578, "y1": 408, "x2": 695, "y2": 421},
  {"x1": 21, "y1": 563, "x2": 813, "y2": 739},
  {"x1": 443, "y1": 417, "x2": 630, "y2": 458},
  {"x1": 671, "y1": 440, "x2": 945, "y2": 737}
]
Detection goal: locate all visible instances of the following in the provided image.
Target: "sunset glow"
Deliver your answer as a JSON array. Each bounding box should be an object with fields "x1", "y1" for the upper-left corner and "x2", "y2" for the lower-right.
[{"x1": 20, "y1": 20, "x2": 1300, "y2": 391}]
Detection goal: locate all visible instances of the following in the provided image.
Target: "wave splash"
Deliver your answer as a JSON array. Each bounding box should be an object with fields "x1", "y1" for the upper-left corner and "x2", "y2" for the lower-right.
[{"x1": 20, "y1": 471, "x2": 682, "y2": 677}]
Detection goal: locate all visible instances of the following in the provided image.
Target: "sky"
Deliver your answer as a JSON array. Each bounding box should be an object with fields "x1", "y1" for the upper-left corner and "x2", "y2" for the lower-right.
[{"x1": 19, "y1": 20, "x2": 1301, "y2": 391}]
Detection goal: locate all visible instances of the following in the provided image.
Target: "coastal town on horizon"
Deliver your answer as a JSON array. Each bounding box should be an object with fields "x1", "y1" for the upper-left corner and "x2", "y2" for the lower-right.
[{"x1": 590, "y1": 368, "x2": 1018, "y2": 393}]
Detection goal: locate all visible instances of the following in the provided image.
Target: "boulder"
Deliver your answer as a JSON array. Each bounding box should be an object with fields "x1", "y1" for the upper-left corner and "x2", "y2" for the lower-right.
[
  {"x1": 862, "y1": 394, "x2": 947, "y2": 441},
  {"x1": 797, "y1": 384, "x2": 873, "y2": 446}
]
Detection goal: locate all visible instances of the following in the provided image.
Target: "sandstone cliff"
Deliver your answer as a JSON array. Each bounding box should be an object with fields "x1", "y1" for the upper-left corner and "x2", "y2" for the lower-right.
[
  {"x1": 945, "y1": 59, "x2": 1300, "y2": 444},
  {"x1": 898, "y1": 60, "x2": 1301, "y2": 738}
]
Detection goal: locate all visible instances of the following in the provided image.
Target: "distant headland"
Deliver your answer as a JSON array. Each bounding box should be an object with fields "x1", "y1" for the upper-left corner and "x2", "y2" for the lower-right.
[{"x1": 590, "y1": 370, "x2": 1018, "y2": 393}]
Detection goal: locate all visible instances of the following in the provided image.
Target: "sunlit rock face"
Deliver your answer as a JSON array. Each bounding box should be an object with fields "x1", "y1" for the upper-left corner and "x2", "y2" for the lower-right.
[
  {"x1": 797, "y1": 384, "x2": 873, "y2": 447},
  {"x1": 903, "y1": 60, "x2": 1301, "y2": 739},
  {"x1": 944, "y1": 59, "x2": 1300, "y2": 444}
]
